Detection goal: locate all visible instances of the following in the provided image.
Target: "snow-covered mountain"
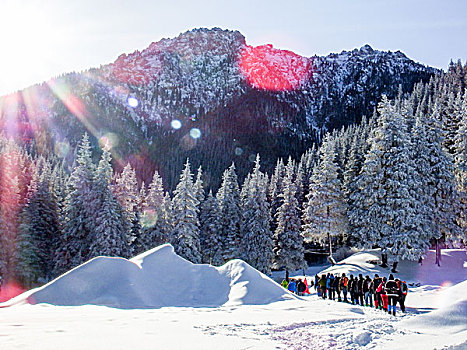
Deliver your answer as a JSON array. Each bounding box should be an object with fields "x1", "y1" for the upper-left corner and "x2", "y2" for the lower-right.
[{"x1": 0, "y1": 28, "x2": 438, "y2": 189}]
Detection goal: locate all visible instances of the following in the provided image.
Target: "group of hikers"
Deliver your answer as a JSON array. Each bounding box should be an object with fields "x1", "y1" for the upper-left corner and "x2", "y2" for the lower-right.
[{"x1": 281, "y1": 272, "x2": 408, "y2": 316}]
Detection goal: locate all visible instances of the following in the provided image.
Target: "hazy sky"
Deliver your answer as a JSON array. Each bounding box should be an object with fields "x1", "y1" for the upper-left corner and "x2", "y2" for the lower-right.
[{"x1": 0, "y1": 0, "x2": 466, "y2": 96}]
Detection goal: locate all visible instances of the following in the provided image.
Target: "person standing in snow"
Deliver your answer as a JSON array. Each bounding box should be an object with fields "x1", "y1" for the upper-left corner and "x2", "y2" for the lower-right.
[
  {"x1": 328, "y1": 274, "x2": 335, "y2": 300},
  {"x1": 352, "y1": 275, "x2": 360, "y2": 305},
  {"x1": 379, "y1": 277, "x2": 388, "y2": 311},
  {"x1": 325, "y1": 273, "x2": 331, "y2": 298},
  {"x1": 281, "y1": 279, "x2": 289, "y2": 289},
  {"x1": 357, "y1": 274, "x2": 365, "y2": 306},
  {"x1": 363, "y1": 275, "x2": 373, "y2": 307},
  {"x1": 385, "y1": 274, "x2": 399, "y2": 316},
  {"x1": 314, "y1": 274, "x2": 319, "y2": 291},
  {"x1": 397, "y1": 278, "x2": 408, "y2": 313},
  {"x1": 373, "y1": 274, "x2": 382, "y2": 309},
  {"x1": 334, "y1": 274, "x2": 341, "y2": 302},
  {"x1": 340, "y1": 273, "x2": 348, "y2": 303},
  {"x1": 348, "y1": 275, "x2": 355, "y2": 304},
  {"x1": 288, "y1": 279, "x2": 297, "y2": 294},
  {"x1": 297, "y1": 278, "x2": 306, "y2": 296},
  {"x1": 319, "y1": 275, "x2": 327, "y2": 299}
]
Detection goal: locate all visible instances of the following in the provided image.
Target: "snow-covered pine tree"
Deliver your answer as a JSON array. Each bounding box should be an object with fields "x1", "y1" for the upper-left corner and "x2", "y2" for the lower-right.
[
  {"x1": 172, "y1": 160, "x2": 202, "y2": 263},
  {"x1": 161, "y1": 192, "x2": 174, "y2": 242},
  {"x1": 453, "y1": 92, "x2": 467, "y2": 239},
  {"x1": 216, "y1": 163, "x2": 242, "y2": 262},
  {"x1": 351, "y1": 97, "x2": 431, "y2": 263},
  {"x1": 0, "y1": 140, "x2": 30, "y2": 282},
  {"x1": 199, "y1": 190, "x2": 223, "y2": 265},
  {"x1": 297, "y1": 145, "x2": 318, "y2": 210},
  {"x1": 17, "y1": 159, "x2": 61, "y2": 286},
  {"x1": 343, "y1": 130, "x2": 368, "y2": 244},
  {"x1": 88, "y1": 148, "x2": 130, "y2": 258},
  {"x1": 302, "y1": 134, "x2": 347, "y2": 258},
  {"x1": 274, "y1": 158, "x2": 305, "y2": 279},
  {"x1": 50, "y1": 160, "x2": 69, "y2": 233},
  {"x1": 241, "y1": 155, "x2": 273, "y2": 274},
  {"x1": 137, "y1": 170, "x2": 168, "y2": 253},
  {"x1": 112, "y1": 163, "x2": 140, "y2": 257},
  {"x1": 55, "y1": 134, "x2": 96, "y2": 273},
  {"x1": 415, "y1": 103, "x2": 463, "y2": 248},
  {"x1": 193, "y1": 165, "x2": 205, "y2": 204},
  {"x1": 268, "y1": 159, "x2": 285, "y2": 234}
]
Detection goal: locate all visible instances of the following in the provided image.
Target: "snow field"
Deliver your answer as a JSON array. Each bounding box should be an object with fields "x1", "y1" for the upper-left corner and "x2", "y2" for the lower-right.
[{"x1": 0, "y1": 247, "x2": 465, "y2": 349}]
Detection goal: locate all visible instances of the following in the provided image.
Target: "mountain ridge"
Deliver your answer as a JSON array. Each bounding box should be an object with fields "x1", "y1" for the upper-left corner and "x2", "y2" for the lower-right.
[{"x1": 0, "y1": 27, "x2": 438, "y2": 189}]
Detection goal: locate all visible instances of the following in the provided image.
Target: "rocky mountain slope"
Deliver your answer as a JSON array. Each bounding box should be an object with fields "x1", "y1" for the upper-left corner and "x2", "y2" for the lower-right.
[{"x1": 0, "y1": 28, "x2": 438, "y2": 189}]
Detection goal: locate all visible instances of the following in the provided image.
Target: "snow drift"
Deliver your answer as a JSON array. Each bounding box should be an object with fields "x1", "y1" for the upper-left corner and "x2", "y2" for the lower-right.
[
  {"x1": 9, "y1": 244, "x2": 295, "y2": 308},
  {"x1": 400, "y1": 280, "x2": 467, "y2": 334}
]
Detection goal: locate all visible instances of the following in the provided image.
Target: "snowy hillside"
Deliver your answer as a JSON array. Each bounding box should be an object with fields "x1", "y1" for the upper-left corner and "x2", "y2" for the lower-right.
[
  {"x1": 0, "y1": 27, "x2": 438, "y2": 190},
  {"x1": 0, "y1": 247, "x2": 465, "y2": 349},
  {"x1": 6, "y1": 244, "x2": 295, "y2": 308}
]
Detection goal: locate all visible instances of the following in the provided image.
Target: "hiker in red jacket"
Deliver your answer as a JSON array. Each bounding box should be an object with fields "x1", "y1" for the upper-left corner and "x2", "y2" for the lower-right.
[
  {"x1": 373, "y1": 274, "x2": 382, "y2": 309},
  {"x1": 379, "y1": 277, "x2": 388, "y2": 311}
]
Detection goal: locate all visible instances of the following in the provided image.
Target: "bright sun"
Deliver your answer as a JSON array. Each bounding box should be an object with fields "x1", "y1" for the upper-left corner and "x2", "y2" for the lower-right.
[{"x1": 0, "y1": 1, "x2": 65, "y2": 94}]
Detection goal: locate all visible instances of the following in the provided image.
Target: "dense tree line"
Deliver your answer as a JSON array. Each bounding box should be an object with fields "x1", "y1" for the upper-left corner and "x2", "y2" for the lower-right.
[{"x1": 0, "y1": 62, "x2": 465, "y2": 288}]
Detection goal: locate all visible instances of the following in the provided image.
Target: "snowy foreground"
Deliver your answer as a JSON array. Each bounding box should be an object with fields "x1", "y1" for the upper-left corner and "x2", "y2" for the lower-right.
[{"x1": 0, "y1": 246, "x2": 466, "y2": 350}]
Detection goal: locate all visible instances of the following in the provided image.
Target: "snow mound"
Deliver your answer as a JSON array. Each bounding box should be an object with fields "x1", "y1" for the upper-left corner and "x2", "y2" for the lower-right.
[
  {"x1": 10, "y1": 244, "x2": 295, "y2": 309},
  {"x1": 401, "y1": 293, "x2": 467, "y2": 334}
]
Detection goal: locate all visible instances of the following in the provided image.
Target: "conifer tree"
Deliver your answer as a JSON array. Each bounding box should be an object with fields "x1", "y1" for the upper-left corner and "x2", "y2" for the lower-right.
[
  {"x1": 137, "y1": 170, "x2": 168, "y2": 253},
  {"x1": 112, "y1": 163, "x2": 140, "y2": 256},
  {"x1": 415, "y1": 104, "x2": 463, "y2": 250},
  {"x1": 302, "y1": 135, "x2": 347, "y2": 259},
  {"x1": 268, "y1": 159, "x2": 285, "y2": 234},
  {"x1": 172, "y1": 160, "x2": 202, "y2": 263},
  {"x1": 17, "y1": 160, "x2": 61, "y2": 286},
  {"x1": 89, "y1": 148, "x2": 130, "y2": 258},
  {"x1": 217, "y1": 163, "x2": 242, "y2": 262},
  {"x1": 274, "y1": 158, "x2": 305, "y2": 279},
  {"x1": 350, "y1": 97, "x2": 431, "y2": 263},
  {"x1": 0, "y1": 141, "x2": 26, "y2": 281},
  {"x1": 453, "y1": 93, "x2": 467, "y2": 237},
  {"x1": 193, "y1": 165, "x2": 205, "y2": 204},
  {"x1": 199, "y1": 190, "x2": 223, "y2": 265},
  {"x1": 241, "y1": 155, "x2": 273, "y2": 274},
  {"x1": 55, "y1": 134, "x2": 96, "y2": 273}
]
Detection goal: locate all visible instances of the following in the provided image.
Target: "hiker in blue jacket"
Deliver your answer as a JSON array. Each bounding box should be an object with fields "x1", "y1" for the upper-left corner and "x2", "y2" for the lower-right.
[{"x1": 287, "y1": 279, "x2": 297, "y2": 294}]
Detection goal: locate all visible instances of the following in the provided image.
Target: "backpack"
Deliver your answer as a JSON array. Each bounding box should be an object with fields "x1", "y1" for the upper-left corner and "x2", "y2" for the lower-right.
[{"x1": 401, "y1": 282, "x2": 408, "y2": 295}]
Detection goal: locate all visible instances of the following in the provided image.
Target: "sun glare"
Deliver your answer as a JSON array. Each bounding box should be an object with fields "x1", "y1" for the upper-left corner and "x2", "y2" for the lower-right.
[{"x1": 0, "y1": 1, "x2": 66, "y2": 94}]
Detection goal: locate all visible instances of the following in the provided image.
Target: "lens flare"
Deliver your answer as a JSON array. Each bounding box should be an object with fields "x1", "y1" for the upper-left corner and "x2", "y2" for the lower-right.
[
  {"x1": 239, "y1": 44, "x2": 312, "y2": 91},
  {"x1": 127, "y1": 97, "x2": 138, "y2": 108},
  {"x1": 171, "y1": 120, "x2": 182, "y2": 130},
  {"x1": 54, "y1": 141, "x2": 70, "y2": 158},
  {"x1": 235, "y1": 147, "x2": 243, "y2": 156},
  {"x1": 99, "y1": 133, "x2": 119, "y2": 150},
  {"x1": 189, "y1": 128, "x2": 201, "y2": 139}
]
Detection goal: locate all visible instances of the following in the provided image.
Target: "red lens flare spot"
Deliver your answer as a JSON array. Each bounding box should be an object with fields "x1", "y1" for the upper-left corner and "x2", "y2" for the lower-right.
[
  {"x1": 0, "y1": 281, "x2": 26, "y2": 303},
  {"x1": 239, "y1": 44, "x2": 312, "y2": 91}
]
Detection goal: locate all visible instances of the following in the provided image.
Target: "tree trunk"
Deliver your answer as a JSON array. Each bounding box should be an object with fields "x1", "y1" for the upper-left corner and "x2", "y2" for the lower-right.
[
  {"x1": 435, "y1": 239, "x2": 441, "y2": 267},
  {"x1": 391, "y1": 261, "x2": 398, "y2": 273},
  {"x1": 381, "y1": 253, "x2": 388, "y2": 268},
  {"x1": 285, "y1": 269, "x2": 289, "y2": 282}
]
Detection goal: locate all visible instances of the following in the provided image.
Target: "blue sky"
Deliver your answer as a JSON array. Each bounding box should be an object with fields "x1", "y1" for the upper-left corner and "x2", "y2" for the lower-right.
[{"x1": 0, "y1": 0, "x2": 465, "y2": 95}]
